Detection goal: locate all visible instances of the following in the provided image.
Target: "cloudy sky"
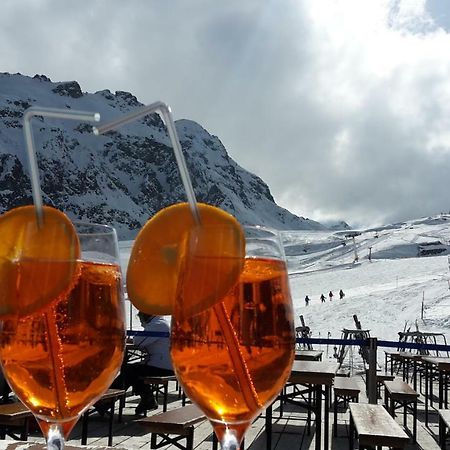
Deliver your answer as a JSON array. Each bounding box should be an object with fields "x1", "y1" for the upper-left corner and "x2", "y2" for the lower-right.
[{"x1": 2, "y1": 0, "x2": 450, "y2": 228}]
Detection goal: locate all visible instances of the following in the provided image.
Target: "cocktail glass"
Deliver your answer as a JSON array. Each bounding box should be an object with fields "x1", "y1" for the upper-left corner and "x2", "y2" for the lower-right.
[
  {"x1": 171, "y1": 224, "x2": 295, "y2": 449},
  {"x1": 0, "y1": 221, "x2": 125, "y2": 447},
  {"x1": 0, "y1": 107, "x2": 126, "y2": 450},
  {"x1": 94, "y1": 102, "x2": 295, "y2": 449}
]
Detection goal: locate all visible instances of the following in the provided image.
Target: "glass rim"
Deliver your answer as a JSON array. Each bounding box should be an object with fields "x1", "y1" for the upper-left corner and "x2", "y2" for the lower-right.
[{"x1": 73, "y1": 220, "x2": 117, "y2": 236}]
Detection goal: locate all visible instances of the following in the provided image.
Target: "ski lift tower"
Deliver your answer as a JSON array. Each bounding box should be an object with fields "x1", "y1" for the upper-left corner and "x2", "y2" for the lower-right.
[{"x1": 345, "y1": 231, "x2": 362, "y2": 263}]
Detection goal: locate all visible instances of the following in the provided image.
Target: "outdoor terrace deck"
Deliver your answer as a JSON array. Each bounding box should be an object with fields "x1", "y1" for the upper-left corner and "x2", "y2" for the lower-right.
[{"x1": 0, "y1": 370, "x2": 445, "y2": 450}]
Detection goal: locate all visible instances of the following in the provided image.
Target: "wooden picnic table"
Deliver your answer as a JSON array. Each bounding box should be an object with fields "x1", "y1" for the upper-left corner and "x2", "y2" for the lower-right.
[
  {"x1": 138, "y1": 404, "x2": 206, "y2": 450},
  {"x1": 384, "y1": 350, "x2": 401, "y2": 374},
  {"x1": 266, "y1": 360, "x2": 337, "y2": 450},
  {"x1": 397, "y1": 352, "x2": 422, "y2": 390},
  {"x1": 422, "y1": 356, "x2": 450, "y2": 426},
  {"x1": 0, "y1": 402, "x2": 33, "y2": 441},
  {"x1": 349, "y1": 403, "x2": 409, "y2": 449},
  {"x1": 385, "y1": 351, "x2": 424, "y2": 390},
  {"x1": 294, "y1": 350, "x2": 323, "y2": 361},
  {"x1": 81, "y1": 388, "x2": 126, "y2": 447},
  {"x1": 384, "y1": 379, "x2": 419, "y2": 442}
]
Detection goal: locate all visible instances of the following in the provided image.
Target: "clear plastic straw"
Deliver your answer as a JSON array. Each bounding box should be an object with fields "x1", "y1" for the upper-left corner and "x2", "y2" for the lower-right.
[
  {"x1": 93, "y1": 101, "x2": 201, "y2": 225},
  {"x1": 23, "y1": 106, "x2": 100, "y2": 224}
]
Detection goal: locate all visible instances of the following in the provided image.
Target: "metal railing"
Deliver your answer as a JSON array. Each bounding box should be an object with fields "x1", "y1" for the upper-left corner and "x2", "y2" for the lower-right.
[{"x1": 126, "y1": 330, "x2": 450, "y2": 404}]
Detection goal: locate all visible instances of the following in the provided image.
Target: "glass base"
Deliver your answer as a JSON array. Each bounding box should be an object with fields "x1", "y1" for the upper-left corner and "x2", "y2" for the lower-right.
[
  {"x1": 46, "y1": 423, "x2": 65, "y2": 450},
  {"x1": 38, "y1": 417, "x2": 78, "y2": 450},
  {"x1": 210, "y1": 419, "x2": 249, "y2": 450}
]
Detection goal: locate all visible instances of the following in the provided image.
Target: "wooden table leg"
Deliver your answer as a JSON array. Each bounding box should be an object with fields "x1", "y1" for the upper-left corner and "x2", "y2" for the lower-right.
[
  {"x1": 324, "y1": 385, "x2": 330, "y2": 449},
  {"x1": 349, "y1": 411, "x2": 354, "y2": 450},
  {"x1": 315, "y1": 384, "x2": 322, "y2": 450},
  {"x1": 444, "y1": 372, "x2": 449, "y2": 408},
  {"x1": 107, "y1": 397, "x2": 115, "y2": 447},
  {"x1": 413, "y1": 400, "x2": 417, "y2": 443},
  {"x1": 403, "y1": 401, "x2": 407, "y2": 429},
  {"x1": 333, "y1": 392, "x2": 338, "y2": 437},
  {"x1": 439, "y1": 414, "x2": 446, "y2": 450},
  {"x1": 81, "y1": 410, "x2": 89, "y2": 445},
  {"x1": 265, "y1": 403, "x2": 272, "y2": 450},
  {"x1": 431, "y1": 365, "x2": 435, "y2": 408},
  {"x1": 307, "y1": 388, "x2": 312, "y2": 435},
  {"x1": 425, "y1": 362, "x2": 429, "y2": 427}
]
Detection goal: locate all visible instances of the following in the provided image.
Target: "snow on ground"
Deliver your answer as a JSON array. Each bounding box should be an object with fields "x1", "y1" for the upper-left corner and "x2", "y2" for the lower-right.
[
  {"x1": 282, "y1": 215, "x2": 450, "y2": 346},
  {"x1": 119, "y1": 214, "x2": 450, "y2": 346}
]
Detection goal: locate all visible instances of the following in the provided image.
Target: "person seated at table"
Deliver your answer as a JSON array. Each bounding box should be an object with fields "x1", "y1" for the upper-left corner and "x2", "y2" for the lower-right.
[{"x1": 113, "y1": 312, "x2": 174, "y2": 415}]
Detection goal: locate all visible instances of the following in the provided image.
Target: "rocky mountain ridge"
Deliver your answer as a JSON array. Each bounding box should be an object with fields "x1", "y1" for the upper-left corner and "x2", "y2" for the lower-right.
[{"x1": 0, "y1": 72, "x2": 325, "y2": 239}]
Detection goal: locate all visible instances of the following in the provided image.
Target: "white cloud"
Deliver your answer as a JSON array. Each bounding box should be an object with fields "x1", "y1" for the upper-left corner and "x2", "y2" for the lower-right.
[{"x1": 1, "y1": 0, "x2": 450, "y2": 228}]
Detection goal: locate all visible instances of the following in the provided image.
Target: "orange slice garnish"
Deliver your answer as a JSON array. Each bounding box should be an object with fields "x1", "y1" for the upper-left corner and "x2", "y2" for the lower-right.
[
  {"x1": 0, "y1": 205, "x2": 80, "y2": 318},
  {"x1": 126, "y1": 203, "x2": 244, "y2": 316}
]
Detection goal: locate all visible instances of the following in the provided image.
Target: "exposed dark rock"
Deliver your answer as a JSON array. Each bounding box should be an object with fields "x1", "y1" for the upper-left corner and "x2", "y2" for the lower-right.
[
  {"x1": 33, "y1": 74, "x2": 52, "y2": 82},
  {"x1": 52, "y1": 81, "x2": 83, "y2": 98}
]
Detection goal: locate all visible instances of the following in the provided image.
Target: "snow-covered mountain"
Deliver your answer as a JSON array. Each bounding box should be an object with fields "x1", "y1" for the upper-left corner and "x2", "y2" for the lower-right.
[
  {"x1": 322, "y1": 220, "x2": 351, "y2": 231},
  {"x1": 0, "y1": 72, "x2": 325, "y2": 239}
]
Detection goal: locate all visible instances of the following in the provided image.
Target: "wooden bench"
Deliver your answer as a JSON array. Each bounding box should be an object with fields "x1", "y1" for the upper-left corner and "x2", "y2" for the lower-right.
[
  {"x1": 138, "y1": 404, "x2": 207, "y2": 450},
  {"x1": 349, "y1": 403, "x2": 409, "y2": 449},
  {"x1": 384, "y1": 379, "x2": 419, "y2": 442},
  {"x1": 439, "y1": 409, "x2": 450, "y2": 449},
  {"x1": 375, "y1": 372, "x2": 395, "y2": 398},
  {"x1": 365, "y1": 370, "x2": 395, "y2": 398},
  {"x1": 333, "y1": 377, "x2": 360, "y2": 437},
  {"x1": 142, "y1": 375, "x2": 178, "y2": 412},
  {"x1": 0, "y1": 401, "x2": 33, "y2": 440},
  {"x1": 81, "y1": 388, "x2": 126, "y2": 447},
  {"x1": 336, "y1": 368, "x2": 351, "y2": 377}
]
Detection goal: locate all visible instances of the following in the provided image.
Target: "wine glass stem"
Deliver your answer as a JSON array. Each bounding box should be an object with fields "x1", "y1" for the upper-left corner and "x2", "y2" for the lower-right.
[
  {"x1": 220, "y1": 429, "x2": 240, "y2": 450},
  {"x1": 47, "y1": 423, "x2": 65, "y2": 450}
]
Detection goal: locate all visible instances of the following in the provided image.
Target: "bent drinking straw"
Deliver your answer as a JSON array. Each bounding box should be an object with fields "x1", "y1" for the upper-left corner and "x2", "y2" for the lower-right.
[
  {"x1": 94, "y1": 102, "x2": 261, "y2": 410},
  {"x1": 93, "y1": 101, "x2": 201, "y2": 225},
  {"x1": 21, "y1": 106, "x2": 101, "y2": 425},
  {"x1": 23, "y1": 106, "x2": 100, "y2": 224}
]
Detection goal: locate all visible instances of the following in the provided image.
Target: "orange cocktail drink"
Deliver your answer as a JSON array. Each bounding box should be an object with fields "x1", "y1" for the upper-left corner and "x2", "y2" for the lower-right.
[
  {"x1": 171, "y1": 257, "x2": 294, "y2": 425},
  {"x1": 0, "y1": 260, "x2": 124, "y2": 424},
  {"x1": 0, "y1": 220, "x2": 125, "y2": 440},
  {"x1": 170, "y1": 225, "x2": 295, "y2": 447}
]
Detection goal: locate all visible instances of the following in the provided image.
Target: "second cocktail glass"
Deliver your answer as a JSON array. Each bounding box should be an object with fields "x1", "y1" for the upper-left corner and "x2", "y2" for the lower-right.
[
  {"x1": 171, "y1": 224, "x2": 295, "y2": 449},
  {"x1": 94, "y1": 101, "x2": 295, "y2": 449}
]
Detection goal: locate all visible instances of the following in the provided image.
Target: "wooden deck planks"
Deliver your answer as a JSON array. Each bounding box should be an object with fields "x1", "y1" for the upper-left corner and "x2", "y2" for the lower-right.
[{"x1": 0, "y1": 372, "x2": 445, "y2": 449}]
